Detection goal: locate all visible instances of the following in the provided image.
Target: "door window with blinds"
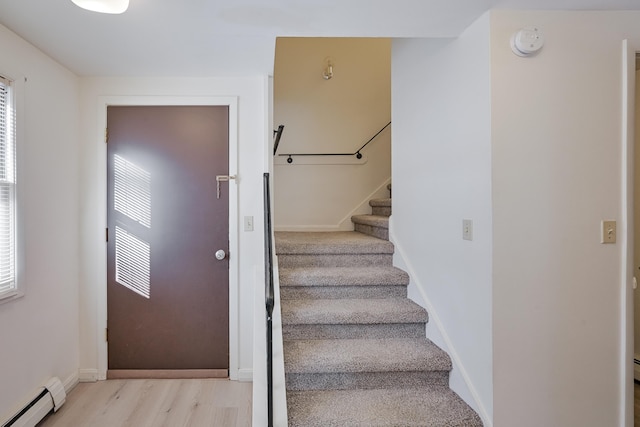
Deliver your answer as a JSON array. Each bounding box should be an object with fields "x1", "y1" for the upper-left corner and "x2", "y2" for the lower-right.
[{"x1": 0, "y1": 75, "x2": 16, "y2": 300}]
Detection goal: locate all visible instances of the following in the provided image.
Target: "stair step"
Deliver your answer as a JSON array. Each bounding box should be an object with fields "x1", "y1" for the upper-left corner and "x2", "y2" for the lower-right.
[
  {"x1": 280, "y1": 266, "x2": 408, "y2": 286},
  {"x1": 278, "y1": 253, "x2": 392, "y2": 268},
  {"x1": 276, "y1": 231, "x2": 393, "y2": 254},
  {"x1": 279, "y1": 266, "x2": 409, "y2": 299},
  {"x1": 284, "y1": 338, "x2": 451, "y2": 374},
  {"x1": 370, "y1": 197, "x2": 392, "y2": 217},
  {"x1": 284, "y1": 338, "x2": 451, "y2": 391},
  {"x1": 276, "y1": 231, "x2": 394, "y2": 267},
  {"x1": 281, "y1": 284, "x2": 406, "y2": 300},
  {"x1": 351, "y1": 215, "x2": 389, "y2": 240},
  {"x1": 370, "y1": 198, "x2": 391, "y2": 207},
  {"x1": 282, "y1": 298, "x2": 427, "y2": 324},
  {"x1": 351, "y1": 214, "x2": 389, "y2": 228},
  {"x1": 287, "y1": 388, "x2": 483, "y2": 427},
  {"x1": 282, "y1": 298, "x2": 427, "y2": 339}
]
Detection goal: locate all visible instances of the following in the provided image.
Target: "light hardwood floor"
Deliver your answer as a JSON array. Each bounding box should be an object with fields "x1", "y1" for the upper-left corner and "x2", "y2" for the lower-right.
[
  {"x1": 37, "y1": 379, "x2": 252, "y2": 427},
  {"x1": 36, "y1": 378, "x2": 640, "y2": 426}
]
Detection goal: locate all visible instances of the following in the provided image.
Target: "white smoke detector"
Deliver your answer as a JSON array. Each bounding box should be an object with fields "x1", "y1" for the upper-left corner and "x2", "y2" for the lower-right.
[{"x1": 511, "y1": 27, "x2": 544, "y2": 57}]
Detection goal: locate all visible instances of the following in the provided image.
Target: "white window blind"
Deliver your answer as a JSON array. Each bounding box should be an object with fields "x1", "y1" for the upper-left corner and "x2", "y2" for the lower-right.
[{"x1": 0, "y1": 76, "x2": 16, "y2": 299}]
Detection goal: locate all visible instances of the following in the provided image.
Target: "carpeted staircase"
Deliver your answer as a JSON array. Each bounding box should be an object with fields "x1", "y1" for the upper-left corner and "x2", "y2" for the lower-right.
[{"x1": 275, "y1": 196, "x2": 483, "y2": 426}]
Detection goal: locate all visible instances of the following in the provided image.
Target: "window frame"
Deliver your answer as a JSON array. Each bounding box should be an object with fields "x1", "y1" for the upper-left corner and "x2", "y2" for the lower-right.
[{"x1": 0, "y1": 74, "x2": 18, "y2": 303}]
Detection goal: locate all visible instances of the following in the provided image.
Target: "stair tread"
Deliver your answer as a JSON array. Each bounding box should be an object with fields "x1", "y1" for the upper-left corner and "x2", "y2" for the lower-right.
[
  {"x1": 282, "y1": 298, "x2": 427, "y2": 325},
  {"x1": 369, "y1": 197, "x2": 391, "y2": 207},
  {"x1": 279, "y1": 266, "x2": 409, "y2": 287},
  {"x1": 287, "y1": 387, "x2": 483, "y2": 427},
  {"x1": 351, "y1": 214, "x2": 389, "y2": 228},
  {"x1": 284, "y1": 338, "x2": 451, "y2": 374},
  {"x1": 275, "y1": 231, "x2": 394, "y2": 255}
]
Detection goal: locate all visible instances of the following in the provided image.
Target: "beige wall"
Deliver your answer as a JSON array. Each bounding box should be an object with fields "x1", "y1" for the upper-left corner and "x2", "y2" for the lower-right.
[
  {"x1": 273, "y1": 38, "x2": 391, "y2": 230},
  {"x1": 0, "y1": 24, "x2": 81, "y2": 420},
  {"x1": 491, "y1": 10, "x2": 640, "y2": 426}
]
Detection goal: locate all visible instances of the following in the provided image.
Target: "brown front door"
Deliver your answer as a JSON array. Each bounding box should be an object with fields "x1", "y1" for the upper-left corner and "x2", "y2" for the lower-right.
[{"x1": 106, "y1": 106, "x2": 229, "y2": 374}]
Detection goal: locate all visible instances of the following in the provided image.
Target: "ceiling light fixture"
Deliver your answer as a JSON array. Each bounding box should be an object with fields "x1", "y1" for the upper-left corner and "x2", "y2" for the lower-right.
[{"x1": 71, "y1": 0, "x2": 129, "y2": 14}]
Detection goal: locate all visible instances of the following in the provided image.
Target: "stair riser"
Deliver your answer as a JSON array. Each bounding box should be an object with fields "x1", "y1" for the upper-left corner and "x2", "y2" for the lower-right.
[
  {"x1": 278, "y1": 254, "x2": 393, "y2": 268},
  {"x1": 283, "y1": 323, "x2": 426, "y2": 340},
  {"x1": 285, "y1": 371, "x2": 450, "y2": 391},
  {"x1": 280, "y1": 285, "x2": 407, "y2": 300},
  {"x1": 371, "y1": 206, "x2": 391, "y2": 216},
  {"x1": 354, "y1": 224, "x2": 389, "y2": 240}
]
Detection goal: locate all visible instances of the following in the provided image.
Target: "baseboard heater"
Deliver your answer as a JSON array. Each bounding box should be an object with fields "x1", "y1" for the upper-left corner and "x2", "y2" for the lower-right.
[{"x1": 2, "y1": 377, "x2": 66, "y2": 427}]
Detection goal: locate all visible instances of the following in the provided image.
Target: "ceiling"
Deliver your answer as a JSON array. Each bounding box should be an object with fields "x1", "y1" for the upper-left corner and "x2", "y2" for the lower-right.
[{"x1": 1, "y1": 0, "x2": 640, "y2": 77}]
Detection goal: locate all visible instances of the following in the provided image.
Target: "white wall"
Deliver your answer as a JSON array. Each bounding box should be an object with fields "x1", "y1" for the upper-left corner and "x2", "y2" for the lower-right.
[
  {"x1": 0, "y1": 24, "x2": 81, "y2": 420},
  {"x1": 394, "y1": 11, "x2": 640, "y2": 426},
  {"x1": 78, "y1": 76, "x2": 269, "y2": 382},
  {"x1": 634, "y1": 68, "x2": 640, "y2": 369},
  {"x1": 491, "y1": 10, "x2": 640, "y2": 427},
  {"x1": 274, "y1": 38, "x2": 391, "y2": 230},
  {"x1": 391, "y1": 13, "x2": 493, "y2": 424}
]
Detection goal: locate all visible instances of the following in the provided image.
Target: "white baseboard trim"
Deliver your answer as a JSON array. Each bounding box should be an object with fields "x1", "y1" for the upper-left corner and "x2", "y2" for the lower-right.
[
  {"x1": 63, "y1": 371, "x2": 79, "y2": 393},
  {"x1": 81, "y1": 367, "x2": 249, "y2": 382},
  {"x1": 82, "y1": 368, "x2": 244, "y2": 382},
  {"x1": 237, "y1": 369, "x2": 253, "y2": 382},
  {"x1": 389, "y1": 222, "x2": 493, "y2": 427},
  {"x1": 78, "y1": 369, "x2": 99, "y2": 383}
]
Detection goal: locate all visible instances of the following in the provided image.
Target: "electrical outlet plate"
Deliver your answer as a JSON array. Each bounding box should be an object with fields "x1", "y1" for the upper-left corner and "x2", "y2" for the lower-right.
[
  {"x1": 462, "y1": 219, "x2": 473, "y2": 241},
  {"x1": 601, "y1": 220, "x2": 616, "y2": 244}
]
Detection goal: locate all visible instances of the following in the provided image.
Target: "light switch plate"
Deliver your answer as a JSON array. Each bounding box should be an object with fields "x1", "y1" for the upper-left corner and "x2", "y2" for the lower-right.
[
  {"x1": 601, "y1": 220, "x2": 616, "y2": 244},
  {"x1": 244, "y1": 216, "x2": 254, "y2": 232},
  {"x1": 463, "y1": 219, "x2": 473, "y2": 241}
]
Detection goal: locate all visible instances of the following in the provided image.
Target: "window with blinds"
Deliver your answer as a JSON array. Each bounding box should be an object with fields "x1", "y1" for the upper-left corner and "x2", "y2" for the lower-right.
[{"x1": 0, "y1": 76, "x2": 16, "y2": 300}]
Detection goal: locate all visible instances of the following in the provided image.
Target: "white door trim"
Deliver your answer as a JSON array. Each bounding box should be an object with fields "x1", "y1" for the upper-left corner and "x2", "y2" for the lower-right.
[
  {"x1": 622, "y1": 39, "x2": 639, "y2": 427},
  {"x1": 96, "y1": 95, "x2": 240, "y2": 380}
]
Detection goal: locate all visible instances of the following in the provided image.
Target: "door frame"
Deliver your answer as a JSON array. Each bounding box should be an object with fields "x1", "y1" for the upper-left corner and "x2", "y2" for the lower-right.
[
  {"x1": 95, "y1": 96, "x2": 240, "y2": 380},
  {"x1": 623, "y1": 39, "x2": 639, "y2": 427}
]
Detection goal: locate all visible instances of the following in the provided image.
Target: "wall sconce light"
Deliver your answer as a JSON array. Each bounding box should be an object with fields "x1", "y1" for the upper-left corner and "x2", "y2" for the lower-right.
[
  {"x1": 71, "y1": 0, "x2": 129, "y2": 14},
  {"x1": 511, "y1": 26, "x2": 544, "y2": 57},
  {"x1": 322, "y1": 58, "x2": 334, "y2": 80}
]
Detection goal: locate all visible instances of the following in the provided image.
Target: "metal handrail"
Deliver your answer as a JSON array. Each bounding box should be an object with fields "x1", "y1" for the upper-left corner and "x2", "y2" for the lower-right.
[
  {"x1": 263, "y1": 172, "x2": 275, "y2": 427},
  {"x1": 278, "y1": 121, "x2": 391, "y2": 164},
  {"x1": 273, "y1": 125, "x2": 285, "y2": 155}
]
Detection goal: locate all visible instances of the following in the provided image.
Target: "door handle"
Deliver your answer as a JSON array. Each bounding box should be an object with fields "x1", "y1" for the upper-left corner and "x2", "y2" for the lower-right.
[
  {"x1": 215, "y1": 249, "x2": 227, "y2": 261},
  {"x1": 216, "y1": 175, "x2": 236, "y2": 199}
]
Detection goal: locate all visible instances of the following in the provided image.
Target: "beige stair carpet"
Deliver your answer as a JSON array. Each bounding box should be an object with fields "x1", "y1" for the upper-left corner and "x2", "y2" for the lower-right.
[{"x1": 276, "y1": 197, "x2": 482, "y2": 426}]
